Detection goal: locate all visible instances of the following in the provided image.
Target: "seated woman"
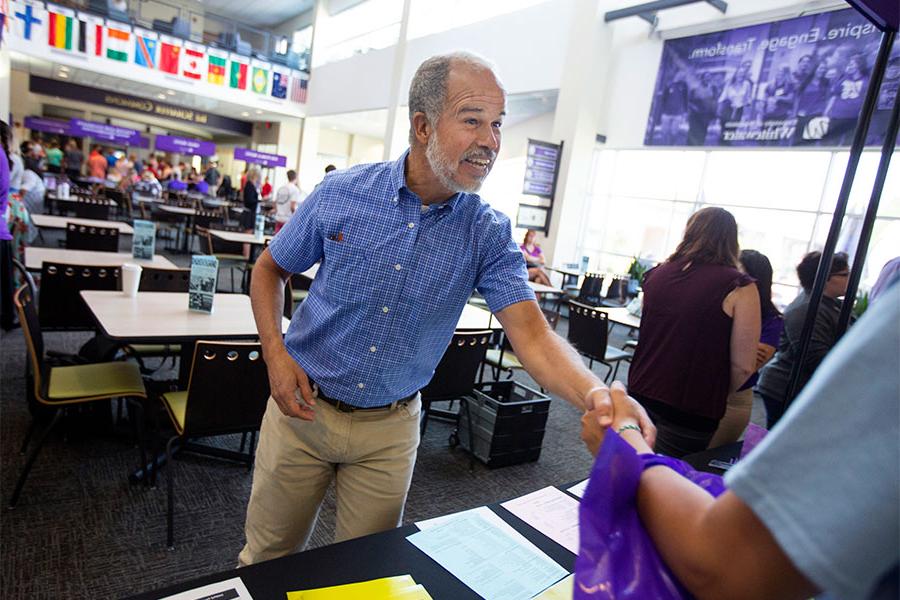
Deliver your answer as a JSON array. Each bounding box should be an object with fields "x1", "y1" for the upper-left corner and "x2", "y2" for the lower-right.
[{"x1": 520, "y1": 229, "x2": 552, "y2": 286}]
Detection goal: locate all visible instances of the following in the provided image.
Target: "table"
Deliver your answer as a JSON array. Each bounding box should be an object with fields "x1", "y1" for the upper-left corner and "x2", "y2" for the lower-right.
[
  {"x1": 547, "y1": 265, "x2": 582, "y2": 288},
  {"x1": 158, "y1": 205, "x2": 198, "y2": 217},
  {"x1": 209, "y1": 229, "x2": 273, "y2": 245},
  {"x1": 31, "y1": 214, "x2": 135, "y2": 235},
  {"x1": 528, "y1": 281, "x2": 564, "y2": 295},
  {"x1": 24, "y1": 247, "x2": 177, "y2": 271},
  {"x1": 599, "y1": 306, "x2": 641, "y2": 330},
  {"x1": 456, "y1": 303, "x2": 501, "y2": 330}
]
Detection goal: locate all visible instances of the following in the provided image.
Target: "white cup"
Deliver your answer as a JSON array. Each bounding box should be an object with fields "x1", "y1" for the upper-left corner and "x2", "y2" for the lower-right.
[{"x1": 122, "y1": 263, "x2": 142, "y2": 297}]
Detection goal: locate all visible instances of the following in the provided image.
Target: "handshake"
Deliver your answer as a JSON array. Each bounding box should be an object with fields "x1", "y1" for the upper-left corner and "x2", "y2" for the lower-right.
[{"x1": 581, "y1": 381, "x2": 657, "y2": 456}]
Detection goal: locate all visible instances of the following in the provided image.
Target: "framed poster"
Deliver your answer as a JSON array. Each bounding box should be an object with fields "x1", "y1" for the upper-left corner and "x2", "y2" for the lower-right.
[{"x1": 516, "y1": 205, "x2": 549, "y2": 231}]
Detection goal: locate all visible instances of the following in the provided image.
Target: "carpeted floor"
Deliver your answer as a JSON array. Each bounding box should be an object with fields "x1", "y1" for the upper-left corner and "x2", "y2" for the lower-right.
[{"x1": 1, "y1": 235, "x2": 644, "y2": 599}]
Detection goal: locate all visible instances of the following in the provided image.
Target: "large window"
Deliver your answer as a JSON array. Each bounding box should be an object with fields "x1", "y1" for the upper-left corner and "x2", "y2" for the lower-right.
[
  {"x1": 313, "y1": 0, "x2": 404, "y2": 67},
  {"x1": 407, "y1": 0, "x2": 551, "y2": 40},
  {"x1": 580, "y1": 148, "x2": 900, "y2": 307}
]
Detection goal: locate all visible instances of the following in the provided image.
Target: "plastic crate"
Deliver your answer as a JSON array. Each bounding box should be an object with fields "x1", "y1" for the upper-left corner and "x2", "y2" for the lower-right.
[{"x1": 457, "y1": 381, "x2": 550, "y2": 468}]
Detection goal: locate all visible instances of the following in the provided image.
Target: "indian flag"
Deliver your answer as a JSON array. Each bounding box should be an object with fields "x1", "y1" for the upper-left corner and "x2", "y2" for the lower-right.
[
  {"x1": 106, "y1": 25, "x2": 130, "y2": 62},
  {"x1": 47, "y1": 10, "x2": 74, "y2": 50}
]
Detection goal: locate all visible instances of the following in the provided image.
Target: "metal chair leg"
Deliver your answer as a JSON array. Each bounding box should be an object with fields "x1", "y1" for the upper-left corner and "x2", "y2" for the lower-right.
[
  {"x1": 420, "y1": 400, "x2": 430, "y2": 437},
  {"x1": 166, "y1": 435, "x2": 179, "y2": 549},
  {"x1": 9, "y1": 410, "x2": 63, "y2": 508},
  {"x1": 247, "y1": 430, "x2": 257, "y2": 470},
  {"x1": 19, "y1": 419, "x2": 40, "y2": 455},
  {"x1": 129, "y1": 399, "x2": 151, "y2": 487}
]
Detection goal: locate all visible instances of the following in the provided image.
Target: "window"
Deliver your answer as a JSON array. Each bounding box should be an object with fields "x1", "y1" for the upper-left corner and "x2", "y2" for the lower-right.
[{"x1": 313, "y1": 0, "x2": 404, "y2": 67}]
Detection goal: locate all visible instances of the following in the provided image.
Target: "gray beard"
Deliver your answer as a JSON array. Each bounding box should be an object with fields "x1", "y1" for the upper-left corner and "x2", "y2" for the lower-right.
[{"x1": 425, "y1": 131, "x2": 484, "y2": 194}]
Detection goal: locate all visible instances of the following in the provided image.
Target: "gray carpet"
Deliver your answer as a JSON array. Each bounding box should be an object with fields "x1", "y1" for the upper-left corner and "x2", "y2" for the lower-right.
[{"x1": 1, "y1": 235, "x2": 641, "y2": 599}]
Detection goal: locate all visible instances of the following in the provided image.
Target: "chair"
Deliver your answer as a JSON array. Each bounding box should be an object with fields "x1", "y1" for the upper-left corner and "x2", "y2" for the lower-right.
[
  {"x1": 9, "y1": 285, "x2": 148, "y2": 508},
  {"x1": 419, "y1": 330, "x2": 492, "y2": 436},
  {"x1": 11, "y1": 258, "x2": 37, "y2": 298},
  {"x1": 576, "y1": 273, "x2": 605, "y2": 306},
  {"x1": 483, "y1": 308, "x2": 559, "y2": 381},
  {"x1": 245, "y1": 264, "x2": 294, "y2": 319},
  {"x1": 38, "y1": 262, "x2": 120, "y2": 330},
  {"x1": 566, "y1": 300, "x2": 631, "y2": 382},
  {"x1": 157, "y1": 341, "x2": 271, "y2": 547},
  {"x1": 65, "y1": 222, "x2": 120, "y2": 252},
  {"x1": 600, "y1": 276, "x2": 629, "y2": 307},
  {"x1": 71, "y1": 197, "x2": 111, "y2": 220},
  {"x1": 204, "y1": 227, "x2": 248, "y2": 292},
  {"x1": 191, "y1": 209, "x2": 224, "y2": 254},
  {"x1": 290, "y1": 272, "x2": 313, "y2": 307}
]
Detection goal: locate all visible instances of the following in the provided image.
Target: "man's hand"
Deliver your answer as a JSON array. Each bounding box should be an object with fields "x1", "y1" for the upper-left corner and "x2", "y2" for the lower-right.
[
  {"x1": 581, "y1": 382, "x2": 657, "y2": 456},
  {"x1": 266, "y1": 347, "x2": 316, "y2": 420}
]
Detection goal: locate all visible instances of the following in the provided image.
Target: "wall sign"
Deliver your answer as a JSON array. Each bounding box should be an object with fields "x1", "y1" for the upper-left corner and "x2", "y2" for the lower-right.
[
  {"x1": 234, "y1": 147, "x2": 287, "y2": 168},
  {"x1": 155, "y1": 134, "x2": 216, "y2": 156},
  {"x1": 517, "y1": 139, "x2": 563, "y2": 233},
  {"x1": 23, "y1": 116, "x2": 70, "y2": 135},
  {"x1": 69, "y1": 118, "x2": 141, "y2": 143}
]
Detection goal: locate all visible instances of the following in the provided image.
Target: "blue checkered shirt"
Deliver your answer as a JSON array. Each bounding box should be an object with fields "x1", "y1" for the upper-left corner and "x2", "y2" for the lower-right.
[{"x1": 268, "y1": 150, "x2": 535, "y2": 407}]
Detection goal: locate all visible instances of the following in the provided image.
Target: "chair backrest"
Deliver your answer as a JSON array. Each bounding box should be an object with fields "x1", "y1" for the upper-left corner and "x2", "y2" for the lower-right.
[
  {"x1": 207, "y1": 226, "x2": 243, "y2": 255},
  {"x1": 420, "y1": 330, "x2": 493, "y2": 402},
  {"x1": 72, "y1": 197, "x2": 111, "y2": 220},
  {"x1": 605, "y1": 276, "x2": 627, "y2": 302},
  {"x1": 183, "y1": 341, "x2": 271, "y2": 436},
  {"x1": 66, "y1": 222, "x2": 120, "y2": 252},
  {"x1": 578, "y1": 273, "x2": 605, "y2": 306},
  {"x1": 139, "y1": 267, "x2": 191, "y2": 292},
  {"x1": 193, "y1": 208, "x2": 224, "y2": 231},
  {"x1": 39, "y1": 262, "x2": 121, "y2": 330},
  {"x1": 567, "y1": 300, "x2": 611, "y2": 362},
  {"x1": 13, "y1": 285, "x2": 47, "y2": 403},
  {"x1": 11, "y1": 258, "x2": 37, "y2": 299}
]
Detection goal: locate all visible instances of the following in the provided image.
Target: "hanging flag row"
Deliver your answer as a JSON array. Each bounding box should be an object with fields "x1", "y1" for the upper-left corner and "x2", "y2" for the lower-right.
[{"x1": 4, "y1": 1, "x2": 310, "y2": 104}]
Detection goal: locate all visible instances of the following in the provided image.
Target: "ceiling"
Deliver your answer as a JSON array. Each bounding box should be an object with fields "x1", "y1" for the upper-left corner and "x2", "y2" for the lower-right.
[{"x1": 203, "y1": 0, "x2": 316, "y2": 28}]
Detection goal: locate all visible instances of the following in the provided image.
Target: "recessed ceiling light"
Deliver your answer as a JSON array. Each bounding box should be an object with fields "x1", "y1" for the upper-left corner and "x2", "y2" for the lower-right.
[
  {"x1": 255, "y1": 109, "x2": 263, "y2": 114},
  {"x1": 165, "y1": 89, "x2": 175, "y2": 95},
  {"x1": 58, "y1": 72, "x2": 69, "y2": 78},
  {"x1": 241, "y1": 111, "x2": 250, "y2": 117},
  {"x1": 157, "y1": 93, "x2": 167, "y2": 100},
  {"x1": 59, "y1": 65, "x2": 69, "y2": 72}
]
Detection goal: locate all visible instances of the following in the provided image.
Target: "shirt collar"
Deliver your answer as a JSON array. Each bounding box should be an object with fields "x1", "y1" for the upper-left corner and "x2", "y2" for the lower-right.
[{"x1": 391, "y1": 148, "x2": 468, "y2": 213}]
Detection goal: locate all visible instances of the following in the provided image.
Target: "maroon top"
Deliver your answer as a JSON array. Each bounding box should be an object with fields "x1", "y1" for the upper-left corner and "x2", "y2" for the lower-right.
[{"x1": 628, "y1": 258, "x2": 754, "y2": 421}]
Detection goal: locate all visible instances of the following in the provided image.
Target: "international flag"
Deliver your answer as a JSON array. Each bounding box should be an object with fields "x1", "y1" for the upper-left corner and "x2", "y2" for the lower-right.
[
  {"x1": 158, "y1": 37, "x2": 180, "y2": 74},
  {"x1": 251, "y1": 66, "x2": 268, "y2": 94},
  {"x1": 229, "y1": 58, "x2": 248, "y2": 90},
  {"x1": 134, "y1": 33, "x2": 157, "y2": 68},
  {"x1": 47, "y1": 9, "x2": 74, "y2": 50},
  {"x1": 106, "y1": 24, "x2": 129, "y2": 61},
  {"x1": 208, "y1": 50, "x2": 226, "y2": 85},
  {"x1": 182, "y1": 44, "x2": 205, "y2": 80},
  {"x1": 271, "y1": 69, "x2": 288, "y2": 99},
  {"x1": 87, "y1": 16, "x2": 104, "y2": 56},
  {"x1": 290, "y1": 74, "x2": 308, "y2": 104},
  {"x1": 13, "y1": 1, "x2": 43, "y2": 41}
]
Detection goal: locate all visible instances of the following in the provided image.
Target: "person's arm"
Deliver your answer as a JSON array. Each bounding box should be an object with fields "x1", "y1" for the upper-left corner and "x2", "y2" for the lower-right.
[
  {"x1": 755, "y1": 342, "x2": 776, "y2": 371},
  {"x1": 496, "y1": 300, "x2": 655, "y2": 444},
  {"x1": 250, "y1": 249, "x2": 315, "y2": 421},
  {"x1": 724, "y1": 283, "x2": 760, "y2": 392}
]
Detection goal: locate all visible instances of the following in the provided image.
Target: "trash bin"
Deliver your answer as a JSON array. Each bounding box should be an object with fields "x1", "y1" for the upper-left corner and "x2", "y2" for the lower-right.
[{"x1": 456, "y1": 381, "x2": 550, "y2": 468}]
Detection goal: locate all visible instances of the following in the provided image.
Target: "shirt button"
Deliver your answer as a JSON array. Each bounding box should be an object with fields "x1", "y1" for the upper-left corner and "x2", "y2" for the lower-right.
[
  {"x1": 357, "y1": 382, "x2": 365, "y2": 389},
  {"x1": 407, "y1": 222, "x2": 415, "y2": 229},
  {"x1": 392, "y1": 196, "x2": 398, "y2": 204},
  {"x1": 394, "y1": 264, "x2": 402, "y2": 271},
  {"x1": 370, "y1": 346, "x2": 377, "y2": 353},
  {"x1": 382, "y1": 306, "x2": 390, "y2": 313}
]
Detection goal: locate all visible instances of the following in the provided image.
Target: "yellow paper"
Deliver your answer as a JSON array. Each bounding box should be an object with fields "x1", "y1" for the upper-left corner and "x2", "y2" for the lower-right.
[
  {"x1": 287, "y1": 575, "x2": 421, "y2": 599},
  {"x1": 532, "y1": 573, "x2": 574, "y2": 599}
]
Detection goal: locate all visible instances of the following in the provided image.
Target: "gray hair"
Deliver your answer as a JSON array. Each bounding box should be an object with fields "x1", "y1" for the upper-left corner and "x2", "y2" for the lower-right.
[{"x1": 407, "y1": 52, "x2": 501, "y2": 145}]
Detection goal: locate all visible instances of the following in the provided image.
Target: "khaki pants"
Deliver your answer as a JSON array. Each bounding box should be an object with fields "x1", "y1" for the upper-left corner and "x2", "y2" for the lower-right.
[
  {"x1": 238, "y1": 394, "x2": 421, "y2": 566},
  {"x1": 709, "y1": 387, "x2": 754, "y2": 448}
]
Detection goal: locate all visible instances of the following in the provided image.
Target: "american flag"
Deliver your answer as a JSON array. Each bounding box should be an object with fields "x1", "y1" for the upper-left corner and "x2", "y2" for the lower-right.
[{"x1": 290, "y1": 75, "x2": 308, "y2": 104}]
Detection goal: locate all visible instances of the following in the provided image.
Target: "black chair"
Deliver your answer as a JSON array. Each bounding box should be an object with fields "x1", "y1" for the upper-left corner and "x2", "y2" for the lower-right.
[
  {"x1": 483, "y1": 307, "x2": 559, "y2": 381},
  {"x1": 11, "y1": 258, "x2": 37, "y2": 298},
  {"x1": 566, "y1": 300, "x2": 631, "y2": 382},
  {"x1": 191, "y1": 209, "x2": 224, "y2": 253},
  {"x1": 9, "y1": 285, "x2": 147, "y2": 508},
  {"x1": 138, "y1": 267, "x2": 191, "y2": 292},
  {"x1": 203, "y1": 227, "x2": 248, "y2": 292},
  {"x1": 290, "y1": 272, "x2": 313, "y2": 307},
  {"x1": 419, "y1": 330, "x2": 492, "y2": 436},
  {"x1": 65, "y1": 222, "x2": 120, "y2": 252},
  {"x1": 576, "y1": 273, "x2": 605, "y2": 306},
  {"x1": 71, "y1": 197, "x2": 111, "y2": 220},
  {"x1": 38, "y1": 262, "x2": 120, "y2": 331},
  {"x1": 600, "y1": 276, "x2": 629, "y2": 307},
  {"x1": 157, "y1": 341, "x2": 271, "y2": 548}
]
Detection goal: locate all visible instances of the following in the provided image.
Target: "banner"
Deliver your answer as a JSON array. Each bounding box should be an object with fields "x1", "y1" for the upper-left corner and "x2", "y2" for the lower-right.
[
  {"x1": 69, "y1": 118, "x2": 141, "y2": 143},
  {"x1": 24, "y1": 115, "x2": 70, "y2": 135},
  {"x1": 645, "y1": 8, "x2": 900, "y2": 148},
  {"x1": 155, "y1": 134, "x2": 216, "y2": 156},
  {"x1": 234, "y1": 147, "x2": 287, "y2": 168}
]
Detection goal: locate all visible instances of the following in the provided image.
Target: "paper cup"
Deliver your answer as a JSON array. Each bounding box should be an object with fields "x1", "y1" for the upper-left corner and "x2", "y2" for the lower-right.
[{"x1": 122, "y1": 263, "x2": 142, "y2": 297}]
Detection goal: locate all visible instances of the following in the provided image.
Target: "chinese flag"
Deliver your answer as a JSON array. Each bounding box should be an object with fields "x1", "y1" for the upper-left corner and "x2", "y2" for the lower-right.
[{"x1": 159, "y1": 42, "x2": 180, "y2": 74}]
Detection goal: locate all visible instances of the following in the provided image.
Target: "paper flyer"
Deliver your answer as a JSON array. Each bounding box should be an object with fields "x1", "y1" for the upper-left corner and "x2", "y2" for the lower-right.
[{"x1": 189, "y1": 254, "x2": 218, "y2": 313}]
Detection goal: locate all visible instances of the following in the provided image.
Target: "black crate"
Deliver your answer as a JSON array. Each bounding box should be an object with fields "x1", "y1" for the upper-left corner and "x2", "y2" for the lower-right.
[{"x1": 458, "y1": 381, "x2": 550, "y2": 468}]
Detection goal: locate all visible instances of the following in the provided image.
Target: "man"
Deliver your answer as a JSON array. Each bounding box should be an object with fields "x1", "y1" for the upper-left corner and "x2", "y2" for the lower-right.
[
  {"x1": 63, "y1": 140, "x2": 84, "y2": 179},
  {"x1": 272, "y1": 169, "x2": 306, "y2": 233},
  {"x1": 204, "y1": 161, "x2": 221, "y2": 196},
  {"x1": 87, "y1": 145, "x2": 108, "y2": 179},
  {"x1": 239, "y1": 52, "x2": 650, "y2": 566}
]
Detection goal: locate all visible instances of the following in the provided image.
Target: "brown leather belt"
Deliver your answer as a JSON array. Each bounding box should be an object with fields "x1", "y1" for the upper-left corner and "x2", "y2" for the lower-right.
[{"x1": 311, "y1": 381, "x2": 416, "y2": 413}]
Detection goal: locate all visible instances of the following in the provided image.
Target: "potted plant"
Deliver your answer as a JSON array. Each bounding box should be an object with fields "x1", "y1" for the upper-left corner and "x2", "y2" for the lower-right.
[{"x1": 626, "y1": 257, "x2": 648, "y2": 295}]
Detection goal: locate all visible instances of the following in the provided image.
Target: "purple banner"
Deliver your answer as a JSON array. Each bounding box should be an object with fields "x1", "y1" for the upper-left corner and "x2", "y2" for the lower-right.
[
  {"x1": 24, "y1": 116, "x2": 71, "y2": 136},
  {"x1": 155, "y1": 135, "x2": 216, "y2": 156},
  {"x1": 234, "y1": 147, "x2": 288, "y2": 168},
  {"x1": 69, "y1": 118, "x2": 142, "y2": 144},
  {"x1": 645, "y1": 8, "x2": 900, "y2": 147},
  {"x1": 133, "y1": 136, "x2": 151, "y2": 149}
]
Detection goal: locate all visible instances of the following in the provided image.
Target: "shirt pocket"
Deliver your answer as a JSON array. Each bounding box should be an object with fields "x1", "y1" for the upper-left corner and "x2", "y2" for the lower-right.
[{"x1": 322, "y1": 239, "x2": 374, "y2": 305}]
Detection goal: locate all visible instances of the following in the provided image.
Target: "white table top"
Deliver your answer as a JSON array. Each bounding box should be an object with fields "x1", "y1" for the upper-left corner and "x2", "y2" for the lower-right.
[
  {"x1": 25, "y1": 247, "x2": 177, "y2": 271},
  {"x1": 528, "y1": 281, "x2": 564, "y2": 295},
  {"x1": 80, "y1": 291, "x2": 289, "y2": 341},
  {"x1": 158, "y1": 205, "x2": 198, "y2": 216},
  {"x1": 599, "y1": 306, "x2": 641, "y2": 329},
  {"x1": 210, "y1": 230, "x2": 273, "y2": 245},
  {"x1": 457, "y1": 303, "x2": 501, "y2": 330},
  {"x1": 548, "y1": 265, "x2": 582, "y2": 277},
  {"x1": 134, "y1": 195, "x2": 165, "y2": 204},
  {"x1": 31, "y1": 214, "x2": 134, "y2": 234}
]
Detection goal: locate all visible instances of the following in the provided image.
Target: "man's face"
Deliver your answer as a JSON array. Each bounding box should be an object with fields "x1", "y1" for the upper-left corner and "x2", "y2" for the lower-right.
[{"x1": 424, "y1": 66, "x2": 505, "y2": 194}]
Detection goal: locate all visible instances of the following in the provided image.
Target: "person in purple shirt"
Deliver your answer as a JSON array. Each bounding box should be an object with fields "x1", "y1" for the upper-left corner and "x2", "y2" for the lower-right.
[
  {"x1": 1, "y1": 120, "x2": 16, "y2": 331},
  {"x1": 710, "y1": 250, "x2": 784, "y2": 446},
  {"x1": 823, "y1": 54, "x2": 870, "y2": 145}
]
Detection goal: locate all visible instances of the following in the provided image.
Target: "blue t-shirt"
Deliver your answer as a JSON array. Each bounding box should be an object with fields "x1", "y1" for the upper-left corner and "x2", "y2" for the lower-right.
[
  {"x1": 727, "y1": 284, "x2": 899, "y2": 600},
  {"x1": 268, "y1": 150, "x2": 534, "y2": 406}
]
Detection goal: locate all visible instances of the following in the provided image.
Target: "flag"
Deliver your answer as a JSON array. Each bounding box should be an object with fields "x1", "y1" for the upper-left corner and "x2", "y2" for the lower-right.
[
  {"x1": 13, "y1": 2, "x2": 42, "y2": 41},
  {"x1": 106, "y1": 24, "x2": 129, "y2": 61},
  {"x1": 158, "y1": 38, "x2": 180, "y2": 74},
  {"x1": 229, "y1": 58, "x2": 248, "y2": 90},
  {"x1": 182, "y1": 44, "x2": 205, "y2": 80},
  {"x1": 47, "y1": 10, "x2": 74, "y2": 50},
  {"x1": 290, "y1": 74, "x2": 308, "y2": 104},
  {"x1": 134, "y1": 33, "x2": 157, "y2": 68},
  {"x1": 207, "y1": 51, "x2": 226, "y2": 85},
  {"x1": 251, "y1": 66, "x2": 268, "y2": 94},
  {"x1": 271, "y1": 69, "x2": 287, "y2": 99},
  {"x1": 85, "y1": 14, "x2": 103, "y2": 56}
]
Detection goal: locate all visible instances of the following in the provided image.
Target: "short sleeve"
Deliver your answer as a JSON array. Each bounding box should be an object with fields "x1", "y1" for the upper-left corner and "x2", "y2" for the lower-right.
[
  {"x1": 268, "y1": 185, "x2": 324, "y2": 274},
  {"x1": 725, "y1": 284, "x2": 900, "y2": 600},
  {"x1": 474, "y1": 210, "x2": 535, "y2": 313},
  {"x1": 759, "y1": 314, "x2": 784, "y2": 347}
]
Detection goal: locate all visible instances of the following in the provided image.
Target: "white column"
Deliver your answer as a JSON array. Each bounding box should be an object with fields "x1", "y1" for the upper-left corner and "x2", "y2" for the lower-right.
[
  {"x1": 0, "y1": 47, "x2": 10, "y2": 124},
  {"x1": 297, "y1": 116, "x2": 321, "y2": 191},
  {"x1": 544, "y1": 0, "x2": 615, "y2": 268},
  {"x1": 382, "y1": 0, "x2": 412, "y2": 160},
  {"x1": 275, "y1": 118, "x2": 304, "y2": 189}
]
